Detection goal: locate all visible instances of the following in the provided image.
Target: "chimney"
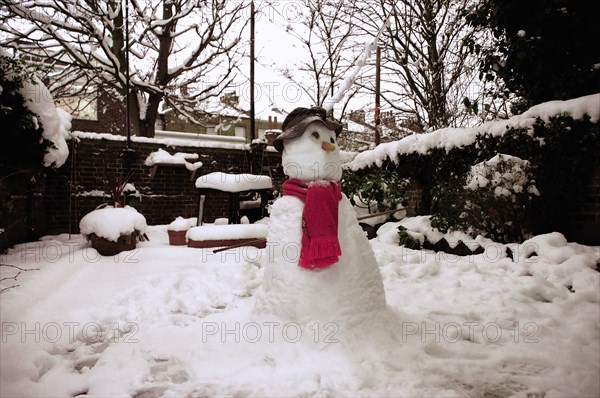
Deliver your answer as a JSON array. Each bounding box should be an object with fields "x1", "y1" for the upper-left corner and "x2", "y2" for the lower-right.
[
  {"x1": 274, "y1": 116, "x2": 278, "y2": 126},
  {"x1": 220, "y1": 92, "x2": 239, "y2": 107},
  {"x1": 268, "y1": 116, "x2": 272, "y2": 129}
]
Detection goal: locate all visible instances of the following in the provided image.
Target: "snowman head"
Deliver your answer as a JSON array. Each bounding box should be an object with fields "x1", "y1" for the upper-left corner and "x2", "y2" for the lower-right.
[{"x1": 274, "y1": 107, "x2": 343, "y2": 182}]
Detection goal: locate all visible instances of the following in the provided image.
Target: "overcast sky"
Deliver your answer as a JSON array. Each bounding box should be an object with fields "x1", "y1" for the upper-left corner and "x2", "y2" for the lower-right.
[
  {"x1": 227, "y1": 1, "x2": 375, "y2": 116},
  {"x1": 234, "y1": 1, "x2": 317, "y2": 113}
]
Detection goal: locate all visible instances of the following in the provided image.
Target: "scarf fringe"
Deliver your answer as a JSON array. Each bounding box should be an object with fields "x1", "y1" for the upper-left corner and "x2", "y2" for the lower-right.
[{"x1": 300, "y1": 236, "x2": 342, "y2": 269}]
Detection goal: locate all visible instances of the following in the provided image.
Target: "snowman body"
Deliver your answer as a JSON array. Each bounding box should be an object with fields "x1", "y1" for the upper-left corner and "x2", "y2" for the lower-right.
[{"x1": 255, "y1": 122, "x2": 386, "y2": 324}]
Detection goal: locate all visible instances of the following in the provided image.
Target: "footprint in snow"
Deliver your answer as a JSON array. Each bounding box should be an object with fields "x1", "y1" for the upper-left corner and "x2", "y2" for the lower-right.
[
  {"x1": 47, "y1": 321, "x2": 138, "y2": 374},
  {"x1": 132, "y1": 357, "x2": 190, "y2": 398}
]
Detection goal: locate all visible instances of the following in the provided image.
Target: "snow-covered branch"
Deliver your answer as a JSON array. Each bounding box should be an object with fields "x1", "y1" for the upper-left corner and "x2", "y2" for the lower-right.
[
  {"x1": 322, "y1": 12, "x2": 389, "y2": 111},
  {"x1": 0, "y1": 0, "x2": 247, "y2": 137}
]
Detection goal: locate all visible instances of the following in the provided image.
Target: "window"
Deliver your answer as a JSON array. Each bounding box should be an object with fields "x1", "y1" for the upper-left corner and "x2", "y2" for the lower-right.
[
  {"x1": 56, "y1": 91, "x2": 98, "y2": 120},
  {"x1": 235, "y1": 126, "x2": 246, "y2": 138}
]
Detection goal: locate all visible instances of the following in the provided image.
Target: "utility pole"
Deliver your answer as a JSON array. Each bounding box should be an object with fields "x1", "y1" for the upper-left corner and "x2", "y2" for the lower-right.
[
  {"x1": 125, "y1": 0, "x2": 131, "y2": 146},
  {"x1": 121, "y1": 0, "x2": 136, "y2": 168},
  {"x1": 374, "y1": 45, "x2": 381, "y2": 146},
  {"x1": 249, "y1": 1, "x2": 256, "y2": 143}
]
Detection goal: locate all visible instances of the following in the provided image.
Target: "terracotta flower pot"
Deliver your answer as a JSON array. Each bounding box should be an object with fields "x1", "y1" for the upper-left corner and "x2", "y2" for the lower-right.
[
  {"x1": 168, "y1": 229, "x2": 188, "y2": 246},
  {"x1": 90, "y1": 232, "x2": 137, "y2": 256}
]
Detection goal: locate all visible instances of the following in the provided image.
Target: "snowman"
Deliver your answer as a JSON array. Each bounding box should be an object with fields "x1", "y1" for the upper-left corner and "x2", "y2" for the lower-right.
[{"x1": 254, "y1": 107, "x2": 386, "y2": 326}]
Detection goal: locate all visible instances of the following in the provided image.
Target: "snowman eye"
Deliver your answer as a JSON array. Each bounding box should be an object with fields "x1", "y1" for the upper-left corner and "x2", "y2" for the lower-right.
[
  {"x1": 312, "y1": 131, "x2": 320, "y2": 139},
  {"x1": 330, "y1": 137, "x2": 335, "y2": 144}
]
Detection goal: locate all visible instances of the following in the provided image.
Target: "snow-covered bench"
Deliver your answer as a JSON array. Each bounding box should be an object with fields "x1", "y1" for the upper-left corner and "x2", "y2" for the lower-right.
[{"x1": 186, "y1": 224, "x2": 268, "y2": 249}]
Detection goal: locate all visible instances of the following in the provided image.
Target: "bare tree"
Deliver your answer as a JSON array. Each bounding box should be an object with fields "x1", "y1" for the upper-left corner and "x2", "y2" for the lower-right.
[
  {"x1": 276, "y1": 0, "x2": 364, "y2": 118},
  {"x1": 352, "y1": 0, "x2": 484, "y2": 132},
  {"x1": 0, "y1": 0, "x2": 247, "y2": 137}
]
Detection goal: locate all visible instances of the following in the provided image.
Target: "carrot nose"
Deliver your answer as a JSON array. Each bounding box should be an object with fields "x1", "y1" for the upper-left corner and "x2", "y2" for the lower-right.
[{"x1": 321, "y1": 141, "x2": 336, "y2": 152}]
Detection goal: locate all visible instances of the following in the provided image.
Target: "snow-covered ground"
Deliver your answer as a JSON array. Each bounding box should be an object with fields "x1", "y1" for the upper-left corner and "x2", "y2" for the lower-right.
[{"x1": 1, "y1": 223, "x2": 598, "y2": 397}]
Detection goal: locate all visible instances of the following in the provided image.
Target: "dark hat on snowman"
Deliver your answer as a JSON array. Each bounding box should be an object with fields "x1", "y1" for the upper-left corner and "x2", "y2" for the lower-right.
[{"x1": 273, "y1": 107, "x2": 343, "y2": 152}]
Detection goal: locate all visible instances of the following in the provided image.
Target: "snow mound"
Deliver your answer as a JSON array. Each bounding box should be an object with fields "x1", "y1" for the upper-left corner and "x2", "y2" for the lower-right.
[
  {"x1": 167, "y1": 217, "x2": 197, "y2": 232},
  {"x1": 377, "y1": 216, "x2": 493, "y2": 248},
  {"x1": 79, "y1": 206, "x2": 147, "y2": 241}
]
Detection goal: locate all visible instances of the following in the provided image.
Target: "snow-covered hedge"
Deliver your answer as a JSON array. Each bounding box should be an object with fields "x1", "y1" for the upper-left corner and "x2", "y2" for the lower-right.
[
  {"x1": 348, "y1": 94, "x2": 599, "y2": 172},
  {"x1": 344, "y1": 94, "x2": 600, "y2": 242},
  {"x1": 0, "y1": 50, "x2": 70, "y2": 169}
]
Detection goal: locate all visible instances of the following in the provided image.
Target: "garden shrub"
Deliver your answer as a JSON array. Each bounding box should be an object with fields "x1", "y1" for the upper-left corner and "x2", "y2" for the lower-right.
[
  {"x1": 342, "y1": 167, "x2": 411, "y2": 214},
  {"x1": 432, "y1": 153, "x2": 540, "y2": 242},
  {"x1": 0, "y1": 55, "x2": 52, "y2": 170},
  {"x1": 354, "y1": 113, "x2": 599, "y2": 243},
  {"x1": 397, "y1": 225, "x2": 422, "y2": 250}
]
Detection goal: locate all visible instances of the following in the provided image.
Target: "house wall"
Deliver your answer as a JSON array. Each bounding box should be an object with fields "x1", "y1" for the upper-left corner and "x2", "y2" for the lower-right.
[
  {"x1": 43, "y1": 137, "x2": 282, "y2": 236},
  {"x1": 69, "y1": 86, "x2": 284, "y2": 142},
  {"x1": 163, "y1": 112, "x2": 282, "y2": 142},
  {"x1": 71, "y1": 89, "x2": 126, "y2": 135},
  {"x1": 405, "y1": 181, "x2": 424, "y2": 217}
]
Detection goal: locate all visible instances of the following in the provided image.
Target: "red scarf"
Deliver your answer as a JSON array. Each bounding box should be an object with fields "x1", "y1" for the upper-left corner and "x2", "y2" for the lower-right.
[{"x1": 282, "y1": 179, "x2": 342, "y2": 269}]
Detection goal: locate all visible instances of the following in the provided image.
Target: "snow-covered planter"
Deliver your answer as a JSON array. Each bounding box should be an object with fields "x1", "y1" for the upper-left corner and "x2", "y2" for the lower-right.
[
  {"x1": 167, "y1": 230, "x2": 187, "y2": 246},
  {"x1": 186, "y1": 224, "x2": 267, "y2": 249},
  {"x1": 79, "y1": 206, "x2": 147, "y2": 256},
  {"x1": 167, "y1": 217, "x2": 197, "y2": 246}
]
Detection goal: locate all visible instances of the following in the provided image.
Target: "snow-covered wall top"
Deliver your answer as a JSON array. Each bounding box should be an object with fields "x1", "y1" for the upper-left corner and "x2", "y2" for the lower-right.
[
  {"x1": 72, "y1": 131, "x2": 249, "y2": 151},
  {"x1": 348, "y1": 94, "x2": 600, "y2": 171}
]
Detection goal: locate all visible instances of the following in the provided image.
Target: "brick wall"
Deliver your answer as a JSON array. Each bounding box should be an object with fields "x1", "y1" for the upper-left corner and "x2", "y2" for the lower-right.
[
  {"x1": 565, "y1": 162, "x2": 600, "y2": 245},
  {"x1": 405, "y1": 181, "x2": 424, "y2": 217},
  {"x1": 0, "y1": 168, "x2": 45, "y2": 250},
  {"x1": 43, "y1": 137, "x2": 282, "y2": 235}
]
